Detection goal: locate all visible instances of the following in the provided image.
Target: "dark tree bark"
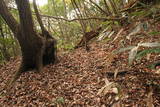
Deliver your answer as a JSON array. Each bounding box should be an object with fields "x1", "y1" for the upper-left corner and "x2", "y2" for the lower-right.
[
  {"x1": 33, "y1": 0, "x2": 57, "y2": 65},
  {"x1": 0, "y1": 0, "x2": 57, "y2": 89},
  {"x1": 15, "y1": 0, "x2": 45, "y2": 73}
]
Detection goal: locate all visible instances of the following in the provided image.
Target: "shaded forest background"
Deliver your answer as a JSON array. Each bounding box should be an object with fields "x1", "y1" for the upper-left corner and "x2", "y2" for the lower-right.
[{"x1": 0, "y1": 0, "x2": 159, "y2": 63}]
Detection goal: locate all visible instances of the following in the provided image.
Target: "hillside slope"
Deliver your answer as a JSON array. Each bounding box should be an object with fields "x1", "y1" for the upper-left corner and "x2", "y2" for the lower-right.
[{"x1": 0, "y1": 43, "x2": 160, "y2": 106}]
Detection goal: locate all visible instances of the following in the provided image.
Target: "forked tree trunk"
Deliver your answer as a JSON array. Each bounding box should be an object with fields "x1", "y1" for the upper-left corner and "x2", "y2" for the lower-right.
[
  {"x1": 0, "y1": 0, "x2": 56, "y2": 88},
  {"x1": 15, "y1": 0, "x2": 44, "y2": 73}
]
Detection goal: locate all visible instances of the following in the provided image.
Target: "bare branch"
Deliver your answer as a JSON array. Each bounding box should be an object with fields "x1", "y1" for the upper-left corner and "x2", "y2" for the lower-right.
[
  {"x1": 0, "y1": 0, "x2": 20, "y2": 36},
  {"x1": 8, "y1": 7, "x2": 120, "y2": 22},
  {"x1": 40, "y1": 14, "x2": 121, "y2": 22},
  {"x1": 33, "y1": 0, "x2": 47, "y2": 35}
]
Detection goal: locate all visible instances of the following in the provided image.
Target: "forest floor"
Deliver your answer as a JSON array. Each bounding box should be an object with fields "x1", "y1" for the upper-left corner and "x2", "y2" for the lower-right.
[{"x1": 0, "y1": 41, "x2": 160, "y2": 107}]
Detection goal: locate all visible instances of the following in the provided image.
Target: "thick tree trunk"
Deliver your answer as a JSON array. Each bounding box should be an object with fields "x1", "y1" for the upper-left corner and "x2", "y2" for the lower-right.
[
  {"x1": 0, "y1": 0, "x2": 57, "y2": 88},
  {"x1": 14, "y1": 0, "x2": 47, "y2": 74}
]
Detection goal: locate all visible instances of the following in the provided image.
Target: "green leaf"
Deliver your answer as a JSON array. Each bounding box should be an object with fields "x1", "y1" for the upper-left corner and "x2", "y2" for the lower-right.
[
  {"x1": 101, "y1": 21, "x2": 112, "y2": 27},
  {"x1": 138, "y1": 2, "x2": 148, "y2": 7},
  {"x1": 136, "y1": 48, "x2": 160, "y2": 60},
  {"x1": 131, "y1": 11, "x2": 145, "y2": 17},
  {"x1": 56, "y1": 97, "x2": 65, "y2": 104},
  {"x1": 86, "y1": 26, "x2": 91, "y2": 32},
  {"x1": 149, "y1": 31, "x2": 160, "y2": 35}
]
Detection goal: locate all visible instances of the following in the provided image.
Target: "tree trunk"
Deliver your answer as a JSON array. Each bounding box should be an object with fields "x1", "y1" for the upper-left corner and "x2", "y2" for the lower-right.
[
  {"x1": 33, "y1": 0, "x2": 57, "y2": 65},
  {"x1": 0, "y1": 0, "x2": 56, "y2": 88},
  {"x1": 15, "y1": 0, "x2": 45, "y2": 73}
]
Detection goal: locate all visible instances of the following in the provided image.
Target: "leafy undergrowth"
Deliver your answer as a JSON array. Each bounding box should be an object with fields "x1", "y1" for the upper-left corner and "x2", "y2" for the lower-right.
[{"x1": 0, "y1": 43, "x2": 160, "y2": 107}]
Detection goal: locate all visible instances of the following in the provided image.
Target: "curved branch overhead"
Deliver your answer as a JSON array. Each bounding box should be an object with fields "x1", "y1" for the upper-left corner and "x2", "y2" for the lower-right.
[{"x1": 8, "y1": 7, "x2": 120, "y2": 22}]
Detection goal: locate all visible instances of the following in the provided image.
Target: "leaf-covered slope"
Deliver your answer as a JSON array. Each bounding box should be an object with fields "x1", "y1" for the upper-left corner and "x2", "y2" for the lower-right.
[{"x1": 0, "y1": 43, "x2": 160, "y2": 106}]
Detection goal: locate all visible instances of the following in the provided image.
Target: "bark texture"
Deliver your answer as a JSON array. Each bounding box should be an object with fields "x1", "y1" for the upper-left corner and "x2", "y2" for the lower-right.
[{"x1": 0, "y1": 0, "x2": 57, "y2": 88}]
